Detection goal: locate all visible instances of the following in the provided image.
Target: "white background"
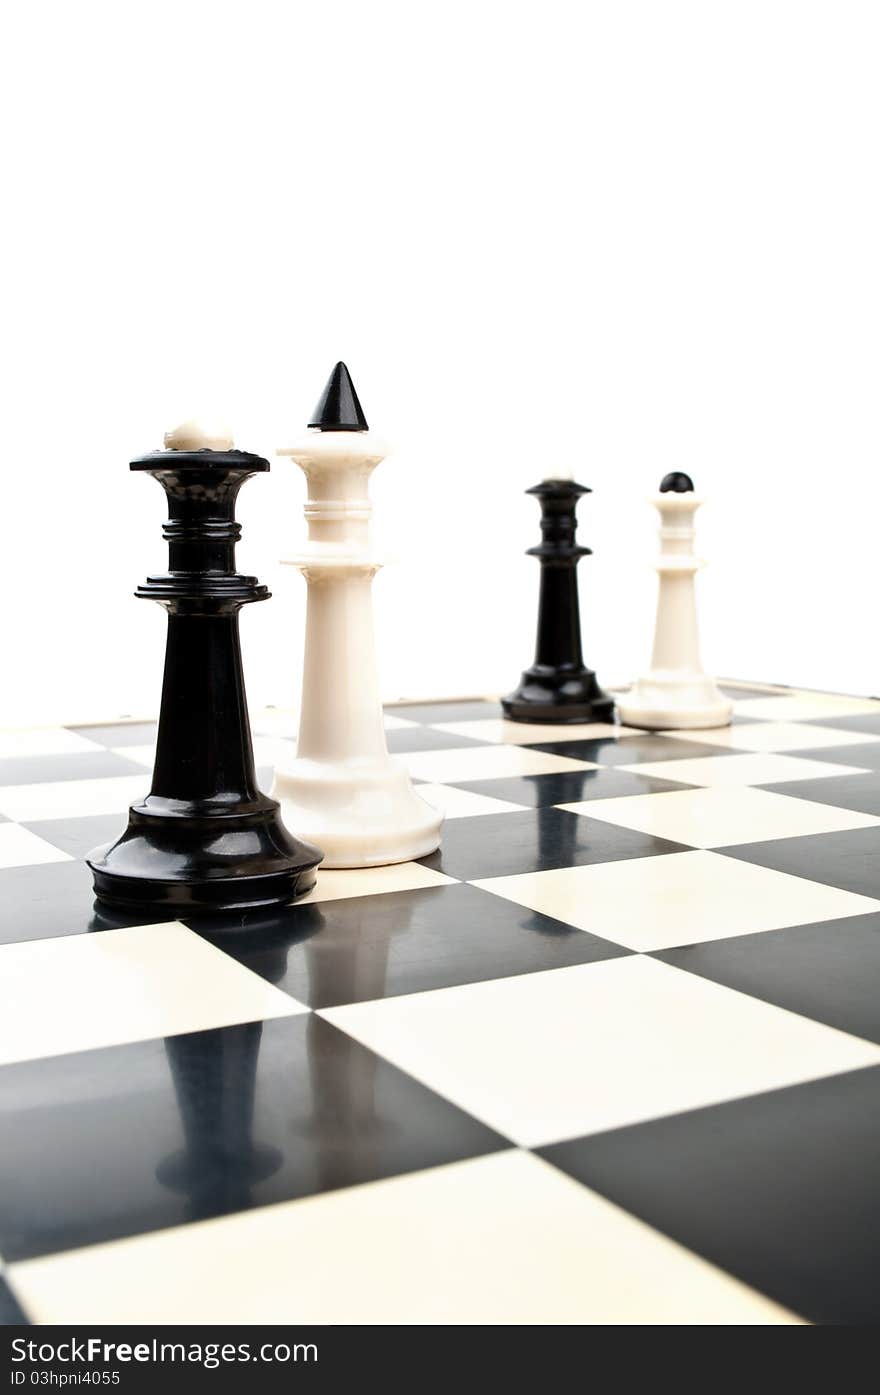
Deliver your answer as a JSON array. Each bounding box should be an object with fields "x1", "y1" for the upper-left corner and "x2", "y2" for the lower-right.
[{"x1": 1, "y1": 0, "x2": 877, "y2": 726}]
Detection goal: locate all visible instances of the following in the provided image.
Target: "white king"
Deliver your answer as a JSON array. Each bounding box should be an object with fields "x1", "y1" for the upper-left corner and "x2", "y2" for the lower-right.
[
  {"x1": 271, "y1": 363, "x2": 443, "y2": 867},
  {"x1": 619, "y1": 471, "x2": 732, "y2": 730}
]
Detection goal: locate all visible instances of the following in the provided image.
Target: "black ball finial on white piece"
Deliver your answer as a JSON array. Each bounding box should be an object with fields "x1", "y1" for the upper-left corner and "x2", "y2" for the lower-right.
[{"x1": 659, "y1": 470, "x2": 694, "y2": 493}]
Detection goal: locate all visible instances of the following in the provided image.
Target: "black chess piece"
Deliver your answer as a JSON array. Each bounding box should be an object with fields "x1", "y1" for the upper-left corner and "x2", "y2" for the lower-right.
[
  {"x1": 87, "y1": 435, "x2": 322, "y2": 912},
  {"x1": 502, "y1": 478, "x2": 614, "y2": 724}
]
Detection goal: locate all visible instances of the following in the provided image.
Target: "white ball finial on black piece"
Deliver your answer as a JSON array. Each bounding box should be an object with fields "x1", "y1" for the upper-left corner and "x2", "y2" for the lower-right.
[
  {"x1": 163, "y1": 421, "x2": 234, "y2": 452},
  {"x1": 619, "y1": 472, "x2": 732, "y2": 730}
]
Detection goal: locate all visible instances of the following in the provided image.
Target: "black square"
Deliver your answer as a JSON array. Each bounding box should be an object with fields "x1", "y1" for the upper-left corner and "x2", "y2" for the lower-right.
[
  {"x1": 22, "y1": 814, "x2": 126, "y2": 861},
  {"x1": 527, "y1": 734, "x2": 736, "y2": 765},
  {"x1": 0, "y1": 861, "x2": 175, "y2": 947},
  {"x1": 787, "y1": 741, "x2": 880, "y2": 772},
  {"x1": 540, "y1": 1066, "x2": 880, "y2": 1325},
  {"x1": 720, "y1": 826, "x2": 880, "y2": 899},
  {"x1": 655, "y1": 912, "x2": 880, "y2": 1045},
  {"x1": 448, "y1": 767, "x2": 693, "y2": 808},
  {"x1": 0, "y1": 752, "x2": 145, "y2": 787},
  {"x1": 0, "y1": 1276, "x2": 27, "y2": 1325},
  {"x1": 0, "y1": 1016, "x2": 507, "y2": 1262},
  {"x1": 803, "y1": 713, "x2": 880, "y2": 735},
  {"x1": 191, "y1": 882, "x2": 631, "y2": 1008},
  {"x1": 760, "y1": 771, "x2": 880, "y2": 818},
  {"x1": 417, "y1": 807, "x2": 689, "y2": 880},
  {"x1": 68, "y1": 722, "x2": 158, "y2": 748}
]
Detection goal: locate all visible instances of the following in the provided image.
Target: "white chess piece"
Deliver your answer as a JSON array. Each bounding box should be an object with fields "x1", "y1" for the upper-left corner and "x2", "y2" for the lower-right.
[
  {"x1": 619, "y1": 472, "x2": 732, "y2": 730},
  {"x1": 270, "y1": 363, "x2": 443, "y2": 867}
]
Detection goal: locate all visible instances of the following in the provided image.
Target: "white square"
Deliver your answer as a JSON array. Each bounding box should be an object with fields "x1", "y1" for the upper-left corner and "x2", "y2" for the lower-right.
[
  {"x1": 661, "y1": 722, "x2": 880, "y2": 753},
  {"x1": 0, "y1": 776, "x2": 148, "y2": 823},
  {"x1": 250, "y1": 708, "x2": 299, "y2": 739},
  {"x1": 415, "y1": 783, "x2": 529, "y2": 819},
  {"x1": 7, "y1": 1150, "x2": 800, "y2": 1325},
  {"x1": 301, "y1": 861, "x2": 457, "y2": 904},
  {"x1": 560, "y1": 785, "x2": 880, "y2": 847},
  {"x1": 0, "y1": 729, "x2": 104, "y2": 758},
  {"x1": 432, "y1": 718, "x2": 624, "y2": 745},
  {"x1": 734, "y1": 694, "x2": 880, "y2": 722},
  {"x1": 322, "y1": 956, "x2": 880, "y2": 1145},
  {"x1": 472, "y1": 849, "x2": 880, "y2": 950},
  {"x1": 0, "y1": 923, "x2": 306, "y2": 1066},
  {"x1": 402, "y1": 745, "x2": 594, "y2": 784},
  {"x1": 620, "y1": 752, "x2": 869, "y2": 787},
  {"x1": 111, "y1": 744, "x2": 154, "y2": 768},
  {"x1": 0, "y1": 824, "x2": 73, "y2": 870},
  {"x1": 255, "y1": 736, "x2": 300, "y2": 768}
]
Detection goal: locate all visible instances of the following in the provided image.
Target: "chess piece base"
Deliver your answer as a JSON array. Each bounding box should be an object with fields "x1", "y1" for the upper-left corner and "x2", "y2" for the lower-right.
[
  {"x1": 87, "y1": 800, "x2": 321, "y2": 913},
  {"x1": 502, "y1": 666, "x2": 616, "y2": 724},
  {"x1": 618, "y1": 673, "x2": 733, "y2": 730},
  {"x1": 157, "y1": 1144, "x2": 283, "y2": 1193},
  {"x1": 272, "y1": 759, "x2": 442, "y2": 869}
]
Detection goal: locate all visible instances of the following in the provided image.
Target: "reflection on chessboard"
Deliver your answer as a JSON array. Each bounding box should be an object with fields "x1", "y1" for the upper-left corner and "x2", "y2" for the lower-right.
[{"x1": 2, "y1": 684, "x2": 880, "y2": 1324}]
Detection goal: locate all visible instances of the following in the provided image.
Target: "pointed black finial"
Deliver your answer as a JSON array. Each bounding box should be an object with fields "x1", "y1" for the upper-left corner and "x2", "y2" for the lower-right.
[
  {"x1": 308, "y1": 362, "x2": 369, "y2": 432},
  {"x1": 660, "y1": 471, "x2": 694, "y2": 493}
]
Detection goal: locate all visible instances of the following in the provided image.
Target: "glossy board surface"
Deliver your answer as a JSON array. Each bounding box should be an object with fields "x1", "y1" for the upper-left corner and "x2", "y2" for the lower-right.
[{"x1": 3, "y1": 685, "x2": 880, "y2": 1325}]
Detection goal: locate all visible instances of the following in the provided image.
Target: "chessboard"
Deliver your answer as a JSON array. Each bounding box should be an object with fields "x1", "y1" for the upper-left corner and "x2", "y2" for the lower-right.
[{"x1": 2, "y1": 681, "x2": 880, "y2": 1327}]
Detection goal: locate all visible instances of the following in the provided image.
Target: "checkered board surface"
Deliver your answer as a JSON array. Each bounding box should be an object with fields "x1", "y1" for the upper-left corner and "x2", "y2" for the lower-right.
[{"x1": 2, "y1": 683, "x2": 880, "y2": 1326}]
